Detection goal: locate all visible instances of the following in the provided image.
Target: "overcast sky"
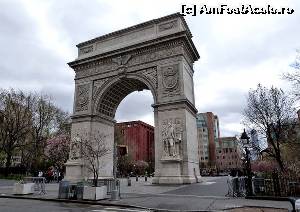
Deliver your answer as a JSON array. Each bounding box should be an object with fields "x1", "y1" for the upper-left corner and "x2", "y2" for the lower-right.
[{"x1": 0, "y1": 0, "x2": 299, "y2": 136}]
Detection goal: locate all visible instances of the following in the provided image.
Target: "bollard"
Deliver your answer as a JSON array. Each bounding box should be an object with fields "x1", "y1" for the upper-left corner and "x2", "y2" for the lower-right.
[
  {"x1": 136, "y1": 176, "x2": 138, "y2": 181},
  {"x1": 145, "y1": 176, "x2": 147, "y2": 182},
  {"x1": 127, "y1": 177, "x2": 131, "y2": 186}
]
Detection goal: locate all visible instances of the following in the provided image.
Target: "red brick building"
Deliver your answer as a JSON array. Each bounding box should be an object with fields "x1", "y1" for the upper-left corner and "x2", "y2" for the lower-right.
[{"x1": 115, "y1": 121, "x2": 154, "y2": 164}]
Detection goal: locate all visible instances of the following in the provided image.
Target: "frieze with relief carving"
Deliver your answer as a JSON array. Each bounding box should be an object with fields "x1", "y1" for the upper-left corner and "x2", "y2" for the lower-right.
[
  {"x1": 75, "y1": 44, "x2": 183, "y2": 79},
  {"x1": 161, "y1": 118, "x2": 183, "y2": 160},
  {"x1": 75, "y1": 84, "x2": 90, "y2": 112},
  {"x1": 161, "y1": 64, "x2": 180, "y2": 97}
]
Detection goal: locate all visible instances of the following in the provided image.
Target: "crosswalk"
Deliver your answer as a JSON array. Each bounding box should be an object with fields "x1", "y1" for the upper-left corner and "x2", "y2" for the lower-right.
[
  {"x1": 200, "y1": 181, "x2": 216, "y2": 185},
  {"x1": 90, "y1": 207, "x2": 151, "y2": 212}
]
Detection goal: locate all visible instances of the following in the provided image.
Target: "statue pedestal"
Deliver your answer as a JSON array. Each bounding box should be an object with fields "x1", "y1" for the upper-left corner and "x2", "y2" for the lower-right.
[{"x1": 64, "y1": 160, "x2": 84, "y2": 183}]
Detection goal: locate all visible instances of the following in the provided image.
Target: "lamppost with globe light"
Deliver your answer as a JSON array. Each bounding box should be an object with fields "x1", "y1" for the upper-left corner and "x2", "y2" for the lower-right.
[{"x1": 240, "y1": 129, "x2": 253, "y2": 196}]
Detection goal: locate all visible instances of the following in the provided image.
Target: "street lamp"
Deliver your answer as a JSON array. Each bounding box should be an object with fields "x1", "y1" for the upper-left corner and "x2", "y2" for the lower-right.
[{"x1": 240, "y1": 129, "x2": 253, "y2": 196}]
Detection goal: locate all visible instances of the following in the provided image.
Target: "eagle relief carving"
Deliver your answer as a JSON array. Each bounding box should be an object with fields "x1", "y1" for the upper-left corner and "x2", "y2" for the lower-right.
[{"x1": 112, "y1": 54, "x2": 132, "y2": 75}]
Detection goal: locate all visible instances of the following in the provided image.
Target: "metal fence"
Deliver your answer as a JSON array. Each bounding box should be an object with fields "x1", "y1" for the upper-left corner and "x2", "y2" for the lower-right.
[
  {"x1": 227, "y1": 175, "x2": 300, "y2": 197},
  {"x1": 24, "y1": 177, "x2": 46, "y2": 195},
  {"x1": 226, "y1": 176, "x2": 247, "y2": 197},
  {"x1": 252, "y1": 176, "x2": 300, "y2": 197}
]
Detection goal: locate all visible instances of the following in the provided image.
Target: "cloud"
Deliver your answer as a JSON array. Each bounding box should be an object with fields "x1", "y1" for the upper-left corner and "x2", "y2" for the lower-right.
[
  {"x1": 115, "y1": 90, "x2": 154, "y2": 125},
  {"x1": 0, "y1": 0, "x2": 299, "y2": 137}
]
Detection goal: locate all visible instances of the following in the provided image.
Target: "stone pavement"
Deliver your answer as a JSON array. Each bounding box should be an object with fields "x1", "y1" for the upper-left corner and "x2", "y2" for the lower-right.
[{"x1": 0, "y1": 177, "x2": 294, "y2": 211}]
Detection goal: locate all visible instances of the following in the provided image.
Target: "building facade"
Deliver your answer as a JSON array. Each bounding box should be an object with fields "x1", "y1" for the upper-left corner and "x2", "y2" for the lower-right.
[
  {"x1": 115, "y1": 120, "x2": 154, "y2": 164},
  {"x1": 216, "y1": 137, "x2": 242, "y2": 172},
  {"x1": 196, "y1": 112, "x2": 220, "y2": 168}
]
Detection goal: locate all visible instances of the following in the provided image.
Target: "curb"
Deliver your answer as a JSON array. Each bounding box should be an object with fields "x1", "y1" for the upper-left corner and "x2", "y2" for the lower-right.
[
  {"x1": 246, "y1": 196, "x2": 298, "y2": 212},
  {"x1": 0, "y1": 195, "x2": 223, "y2": 212},
  {"x1": 0, "y1": 194, "x2": 150, "y2": 210},
  {"x1": 245, "y1": 196, "x2": 290, "y2": 201}
]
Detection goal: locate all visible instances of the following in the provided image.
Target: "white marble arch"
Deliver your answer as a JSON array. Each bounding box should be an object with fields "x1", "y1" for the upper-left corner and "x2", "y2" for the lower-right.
[{"x1": 65, "y1": 13, "x2": 201, "y2": 184}]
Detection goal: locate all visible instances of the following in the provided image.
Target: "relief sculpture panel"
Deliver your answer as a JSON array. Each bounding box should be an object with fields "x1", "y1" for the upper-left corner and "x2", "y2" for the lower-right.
[
  {"x1": 75, "y1": 84, "x2": 90, "y2": 112},
  {"x1": 161, "y1": 118, "x2": 183, "y2": 160},
  {"x1": 93, "y1": 78, "x2": 110, "y2": 100},
  {"x1": 161, "y1": 64, "x2": 180, "y2": 97},
  {"x1": 138, "y1": 67, "x2": 157, "y2": 88}
]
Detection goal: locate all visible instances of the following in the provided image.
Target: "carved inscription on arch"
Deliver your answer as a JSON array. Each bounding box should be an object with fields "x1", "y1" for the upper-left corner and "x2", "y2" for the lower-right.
[{"x1": 158, "y1": 20, "x2": 178, "y2": 32}]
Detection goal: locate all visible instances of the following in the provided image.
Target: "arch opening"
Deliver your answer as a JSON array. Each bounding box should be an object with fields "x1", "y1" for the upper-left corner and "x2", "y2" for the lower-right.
[{"x1": 97, "y1": 77, "x2": 154, "y2": 119}]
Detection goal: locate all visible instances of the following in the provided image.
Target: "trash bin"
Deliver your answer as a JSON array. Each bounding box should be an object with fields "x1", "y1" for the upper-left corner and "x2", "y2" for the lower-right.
[
  {"x1": 58, "y1": 180, "x2": 69, "y2": 199},
  {"x1": 111, "y1": 189, "x2": 119, "y2": 201},
  {"x1": 76, "y1": 182, "x2": 84, "y2": 200},
  {"x1": 68, "y1": 184, "x2": 77, "y2": 199}
]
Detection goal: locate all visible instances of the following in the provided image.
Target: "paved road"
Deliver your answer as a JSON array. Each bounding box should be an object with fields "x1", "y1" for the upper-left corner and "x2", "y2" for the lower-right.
[
  {"x1": 0, "y1": 198, "x2": 150, "y2": 212},
  {"x1": 0, "y1": 179, "x2": 16, "y2": 187},
  {"x1": 164, "y1": 176, "x2": 228, "y2": 196}
]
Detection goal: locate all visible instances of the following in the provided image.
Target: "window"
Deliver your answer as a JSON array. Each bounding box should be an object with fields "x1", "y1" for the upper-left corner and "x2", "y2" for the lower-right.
[
  {"x1": 230, "y1": 149, "x2": 232, "y2": 153},
  {"x1": 205, "y1": 157, "x2": 208, "y2": 160},
  {"x1": 217, "y1": 156, "x2": 219, "y2": 159},
  {"x1": 223, "y1": 156, "x2": 225, "y2": 159}
]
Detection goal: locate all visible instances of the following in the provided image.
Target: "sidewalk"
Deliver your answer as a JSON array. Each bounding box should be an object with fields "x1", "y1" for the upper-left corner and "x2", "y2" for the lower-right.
[{"x1": 0, "y1": 177, "x2": 293, "y2": 211}]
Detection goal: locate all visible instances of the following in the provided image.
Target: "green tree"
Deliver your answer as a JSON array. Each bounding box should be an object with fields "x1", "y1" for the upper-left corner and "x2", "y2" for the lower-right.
[{"x1": 0, "y1": 89, "x2": 33, "y2": 176}]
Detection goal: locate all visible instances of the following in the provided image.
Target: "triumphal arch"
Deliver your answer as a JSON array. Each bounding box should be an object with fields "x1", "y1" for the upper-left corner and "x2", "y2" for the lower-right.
[{"x1": 65, "y1": 13, "x2": 201, "y2": 184}]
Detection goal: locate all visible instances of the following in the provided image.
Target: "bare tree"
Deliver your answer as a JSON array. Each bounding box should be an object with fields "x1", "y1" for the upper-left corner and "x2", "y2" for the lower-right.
[
  {"x1": 283, "y1": 49, "x2": 300, "y2": 100},
  {"x1": 243, "y1": 84, "x2": 297, "y2": 171},
  {"x1": 54, "y1": 108, "x2": 71, "y2": 136},
  {"x1": 0, "y1": 89, "x2": 33, "y2": 175},
  {"x1": 74, "y1": 132, "x2": 111, "y2": 187}
]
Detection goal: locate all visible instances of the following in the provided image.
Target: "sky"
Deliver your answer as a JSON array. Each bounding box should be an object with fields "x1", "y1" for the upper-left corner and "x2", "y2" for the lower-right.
[{"x1": 0, "y1": 0, "x2": 299, "y2": 136}]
